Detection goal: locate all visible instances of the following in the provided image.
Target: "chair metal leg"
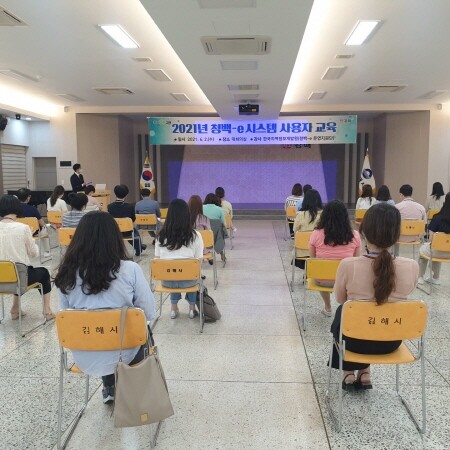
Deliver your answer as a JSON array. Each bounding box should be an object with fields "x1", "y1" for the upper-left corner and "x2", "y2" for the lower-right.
[
  {"x1": 0, "y1": 294, "x2": 4, "y2": 323},
  {"x1": 325, "y1": 333, "x2": 340, "y2": 430},
  {"x1": 213, "y1": 253, "x2": 218, "y2": 290},
  {"x1": 150, "y1": 421, "x2": 163, "y2": 448},
  {"x1": 396, "y1": 348, "x2": 427, "y2": 434},
  {"x1": 199, "y1": 287, "x2": 204, "y2": 333}
]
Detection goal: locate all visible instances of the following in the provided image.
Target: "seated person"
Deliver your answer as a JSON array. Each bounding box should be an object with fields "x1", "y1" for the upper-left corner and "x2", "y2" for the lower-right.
[
  {"x1": 203, "y1": 193, "x2": 226, "y2": 226},
  {"x1": 296, "y1": 184, "x2": 313, "y2": 211},
  {"x1": 331, "y1": 203, "x2": 418, "y2": 391},
  {"x1": 309, "y1": 200, "x2": 361, "y2": 316},
  {"x1": 394, "y1": 184, "x2": 426, "y2": 255},
  {"x1": 62, "y1": 193, "x2": 88, "y2": 227},
  {"x1": 0, "y1": 195, "x2": 55, "y2": 321},
  {"x1": 47, "y1": 185, "x2": 68, "y2": 212},
  {"x1": 108, "y1": 184, "x2": 145, "y2": 256},
  {"x1": 356, "y1": 184, "x2": 376, "y2": 210},
  {"x1": 55, "y1": 212, "x2": 155, "y2": 403},
  {"x1": 16, "y1": 187, "x2": 50, "y2": 256},
  {"x1": 215, "y1": 187, "x2": 233, "y2": 223},
  {"x1": 285, "y1": 183, "x2": 303, "y2": 236},
  {"x1": 188, "y1": 195, "x2": 211, "y2": 231},
  {"x1": 155, "y1": 199, "x2": 203, "y2": 319},
  {"x1": 418, "y1": 192, "x2": 450, "y2": 285},
  {"x1": 135, "y1": 188, "x2": 161, "y2": 241},
  {"x1": 426, "y1": 182, "x2": 445, "y2": 212},
  {"x1": 84, "y1": 185, "x2": 101, "y2": 211}
]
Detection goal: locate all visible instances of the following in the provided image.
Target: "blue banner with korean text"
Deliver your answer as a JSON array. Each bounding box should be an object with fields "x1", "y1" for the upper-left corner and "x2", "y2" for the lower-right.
[{"x1": 149, "y1": 115, "x2": 357, "y2": 145}]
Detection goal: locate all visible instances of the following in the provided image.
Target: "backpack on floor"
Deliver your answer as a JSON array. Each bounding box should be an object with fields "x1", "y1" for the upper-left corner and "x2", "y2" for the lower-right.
[{"x1": 196, "y1": 287, "x2": 221, "y2": 322}]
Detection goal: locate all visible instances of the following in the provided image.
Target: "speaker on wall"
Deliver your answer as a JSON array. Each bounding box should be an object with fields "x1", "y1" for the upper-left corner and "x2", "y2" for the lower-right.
[{"x1": 0, "y1": 115, "x2": 8, "y2": 131}]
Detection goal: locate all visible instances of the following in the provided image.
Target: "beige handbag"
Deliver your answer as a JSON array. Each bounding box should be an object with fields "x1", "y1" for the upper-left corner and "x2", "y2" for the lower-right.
[{"x1": 113, "y1": 307, "x2": 174, "y2": 428}]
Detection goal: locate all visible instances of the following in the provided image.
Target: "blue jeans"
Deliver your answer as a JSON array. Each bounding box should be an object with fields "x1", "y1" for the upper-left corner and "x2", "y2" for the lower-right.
[{"x1": 161, "y1": 280, "x2": 198, "y2": 305}]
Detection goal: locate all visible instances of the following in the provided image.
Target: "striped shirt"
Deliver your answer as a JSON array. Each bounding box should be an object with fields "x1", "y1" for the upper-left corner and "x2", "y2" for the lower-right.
[{"x1": 62, "y1": 210, "x2": 87, "y2": 227}]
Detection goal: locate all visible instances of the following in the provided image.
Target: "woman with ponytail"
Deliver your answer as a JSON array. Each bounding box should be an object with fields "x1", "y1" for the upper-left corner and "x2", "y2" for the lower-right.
[
  {"x1": 330, "y1": 203, "x2": 418, "y2": 391},
  {"x1": 47, "y1": 185, "x2": 68, "y2": 212}
]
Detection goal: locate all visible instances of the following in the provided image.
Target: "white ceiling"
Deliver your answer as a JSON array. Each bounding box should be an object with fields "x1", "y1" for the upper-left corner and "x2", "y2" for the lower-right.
[{"x1": 0, "y1": 0, "x2": 448, "y2": 120}]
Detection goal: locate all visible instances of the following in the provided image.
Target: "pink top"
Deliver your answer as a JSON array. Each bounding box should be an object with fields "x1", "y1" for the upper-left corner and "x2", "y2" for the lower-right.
[
  {"x1": 309, "y1": 228, "x2": 361, "y2": 259},
  {"x1": 334, "y1": 255, "x2": 419, "y2": 304}
]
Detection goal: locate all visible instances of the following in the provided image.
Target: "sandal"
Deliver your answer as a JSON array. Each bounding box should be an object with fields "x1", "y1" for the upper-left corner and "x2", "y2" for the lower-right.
[
  {"x1": 356, "y1": 370, "x2": 373, "y2": 390},
  {"x1": 342, "y1": 373, "x2": 356, "y2": 392}
]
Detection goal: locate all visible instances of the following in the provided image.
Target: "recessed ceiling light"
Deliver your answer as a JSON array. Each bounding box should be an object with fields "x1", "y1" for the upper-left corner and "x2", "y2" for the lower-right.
[
  {"x1": 335, "y1": 54, "x2": 354, "y2": 59},
  {"x1": 345, "y1": 20, "x2": 381, "y2": 46},
  {"x1": 93, "y1": 87, "x2": 134, "y2": 95},
  {"x1": 0, "y1": 69, "x2": 39, "y2": 82},
  {"x1": 145, "y1": 69, "x2": 172, "y2": 81},
  {"x1": 170, "y1": 93, "x2": 191, "y2": 102},
  {"x1": 132, "y1": 57, "x2": 152, "y2": 63},
  {"x1": 99, "y1": 24, "x2": 139, "y2": 49},
  {"x1": 308, "y1": 91, "x2": 327, "y2": 100},
  {"x1": 321, "y1": 66, "x2": 347, "y2": 80},
  {"x1": 56, "y1": 93, "x2": 85, "y2": 102},
  {"x1": 418, "y1": 90, "x2": 447, "y2": 99},
  {"x1": 364, "y1": 85, "x2": 406, "y2": 93}
]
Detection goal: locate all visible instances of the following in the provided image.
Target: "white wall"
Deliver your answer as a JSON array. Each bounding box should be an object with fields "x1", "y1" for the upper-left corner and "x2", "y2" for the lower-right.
[
  {"x1": 0, "y1": 118, "x2": 30, "y2": 147},
  {"x1": 428, "y1": 107, "x2": 450, "y2": 195}
]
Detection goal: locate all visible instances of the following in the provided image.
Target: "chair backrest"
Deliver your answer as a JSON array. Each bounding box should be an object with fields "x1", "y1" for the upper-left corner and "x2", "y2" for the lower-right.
[
  {"x1": 115, "y1": 217, "x2": 133, "y2": 233},
  {"x1": 431, "y1": 232, "x2": 450, "y2": 252},
  {"x1": 17, "y1": 217, "x2": 39, "y2": 233},
  {"x1": 47, "y1": 211, "x2": 63, "y2": 224},
  {"x1": 428, "y1": 209, "x2": 439, "y2": 220},
  {"x1": 160, "y1": 208, "x2": 168, "y2": 219},
  {"x1": 295, "y1": 231, "x2": 313, "y2": 251},
  {"x1": 0, "y1": 261, "x2": 18, "y2": 283},
  {"x1": 58, "y1": 227, "x2": 76, "y2": 246},
  {"x1": 354, "y1": 209, "x2": 367, "y2": 221},
  {"x1": 341, "y1": 300, "x2": 428, "y2": 341},
  {"x1": 400, "y1": 220, "x2": 426, "y2": 236},
  {"x1": 150, "y1": 258, "x2": 201, "y2": 281},
  {"x1": 225, "y1": 214, "x2": 232, "y2": 228},
  {"x1": 286, "y1": 206, "x2": 297, "y2": 218},
  {"x1": 306, "y1": 258, "x2": 341, "y2": 280},
  {"x1": 55, "y1": 308, "x2": 147, "y2": 351},
  {"x1": 135, "y1": 213, "x2": 157, "y2": 226},
  {"x1": 198, "y1": 229, "x2": 214, "y2": 248}
]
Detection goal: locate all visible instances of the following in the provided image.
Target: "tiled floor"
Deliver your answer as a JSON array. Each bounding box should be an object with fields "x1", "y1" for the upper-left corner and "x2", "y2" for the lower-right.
[{"x1": 1, "y1": 220, "x2": 448, "y2": 449}]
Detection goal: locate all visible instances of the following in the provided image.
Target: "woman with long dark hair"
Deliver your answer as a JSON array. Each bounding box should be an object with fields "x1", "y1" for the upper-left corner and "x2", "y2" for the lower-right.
[
  {"x1": 418, "y1": 192, "x2": 450, "y2": 285},
  {"x1": 47, "y1": 185, "x2": 68, "y2": 212},
  {"x1": 188, "y1": 195, "x2": 211, "y2": 231},
  {"x1": 55, "y1": 211, "x2": 155, "y2": 404},
  {"x1": 426, "y1": 181, "x2": 445, "y2": 211},
  {"x1": 309, "y1": 200, "x2": 361, "y2": 316},
  {"x1": 0, "y1": 195, "x2": 55, "y2": 321},
  {"x1": 293, "y1": 189, "x2": 323, "y2": 234},
  {"x1": 331, "y1": 203, "x2": 418, "y2": 390},
  {"x1": 156, "y1": 199, "x2": 204, "y2": 319},
  {"x1": 356, "y1": 184, "x2": 376, "y2": 210},
  {"x1": 375, "y1": 185, "x2": 395, "y2": 206}
]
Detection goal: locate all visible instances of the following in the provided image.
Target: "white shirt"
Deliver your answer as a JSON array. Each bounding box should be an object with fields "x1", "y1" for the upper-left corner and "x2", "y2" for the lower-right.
[
  {"x1": 0, "y1": 221, "x2": 39, "y2": 265},
  {"x1": 221, "y1": 199, "x2": 233, "y2": 218},
  {"x1": 47, "y1": 197, "x2": 68, "y2": 212},
  {"x1": 155, "y1": 231, "x2": 204, "y2": 259},
  {"x1": 356, "y1": 197, "x2": 376, "y2": 210}
]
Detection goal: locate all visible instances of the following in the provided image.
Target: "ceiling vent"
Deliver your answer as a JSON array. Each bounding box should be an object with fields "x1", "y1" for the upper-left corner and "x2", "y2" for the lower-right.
[
  {"x1": 133, "y1": 57, "x2": 152, "y2": 63},
  {"x1": 201, "y1": 36, "x2": 271, "y2": 55},
  {"x1": 322, "y1": 66, "x2": 347, "y2": 80},
  {"x1": 220, "y1": 60, "x2": 258, "y2": 70},
  {"x1": 170, "y1": 93, "x2": 191, "y2": 102},
  {"x1": 0, "y1": 69, "x2": 39, "y2": 82},
  {"x1": 418, "y1": 90, "x2": 447, "y2": 99},
  {"x1": 227, "y1": 84, "x2": 259, "y2": 91},
  {"x1": 145, "y1": 69, "x2": 172, "y2": 81},
  {"x1": 335, "y1": 54, "x2": 354, "y2": 59},
  {"x1": 0, "y1": 7, "x2": 26, "y2": 26},
  {"x1": 232, "y1": 93, "x2": 259, "y2": 101},
  {"x1": 93, "y1": 87, "x2": 134, "y2": 95},
  {"x1": 56, "y1": 93, "x2": 85, "y2": 102},
  {"x1": 308, "y1": 91, "x2": 327, "y2": 100},
  {"x1": 364, "y1": 85, "x2": 407, "y2": 93}
]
